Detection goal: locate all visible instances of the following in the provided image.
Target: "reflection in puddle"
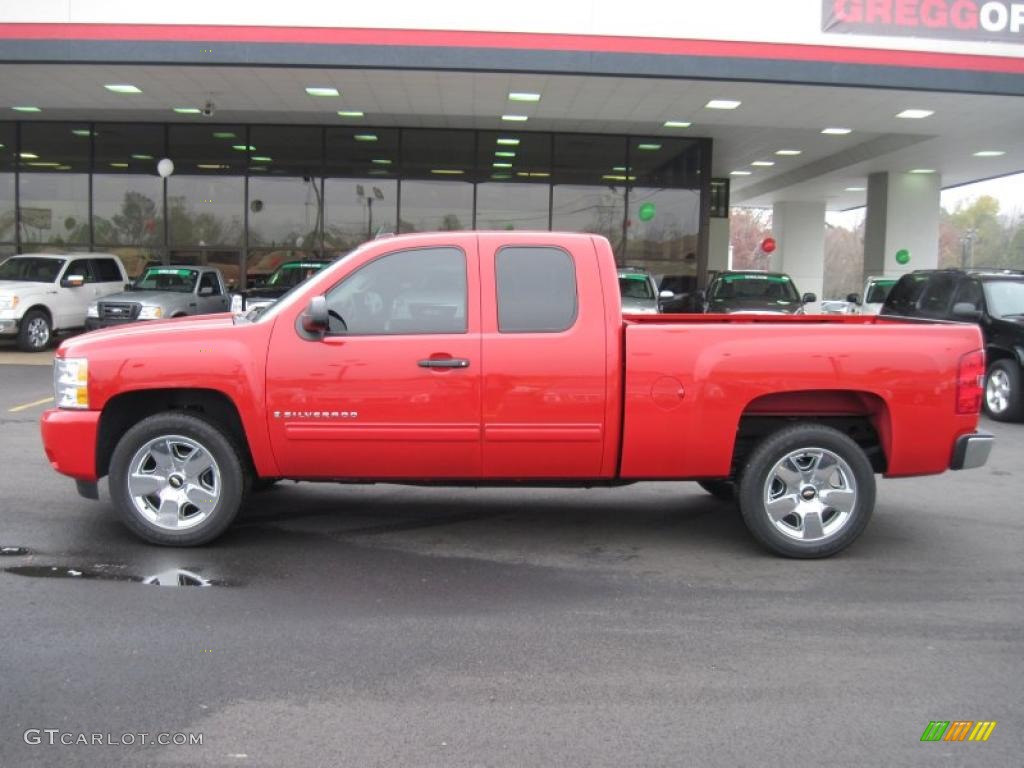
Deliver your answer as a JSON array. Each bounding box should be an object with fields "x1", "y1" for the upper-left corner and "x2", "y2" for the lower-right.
[
  {"x1": 4, "y1": 565, "x2": 229, "y2": 588},
  {"x1": 0, "y1": 546, "x2": 31, "y2": 556}
]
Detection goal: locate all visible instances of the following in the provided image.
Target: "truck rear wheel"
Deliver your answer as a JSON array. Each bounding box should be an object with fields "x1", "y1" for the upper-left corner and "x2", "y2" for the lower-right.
[
  {"x1": 736, "y1": 424, "x2": 875, "y2": 558},
  {"x1": 17, "y1": 309, "x2": 52, "y2": 352},
  {"x1": 108, "y1": 412, "x2": 247, "y2": 546}
]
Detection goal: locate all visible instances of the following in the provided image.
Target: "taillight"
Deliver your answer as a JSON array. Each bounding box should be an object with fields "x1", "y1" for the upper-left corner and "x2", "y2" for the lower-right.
[{"x1": 956, "y1": 349, "x2": 985, "y2": 414}]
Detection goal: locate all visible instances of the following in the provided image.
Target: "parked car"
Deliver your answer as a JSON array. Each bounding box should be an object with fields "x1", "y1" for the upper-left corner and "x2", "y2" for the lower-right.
[
  {"x1": 656, "y1": 274, "x2": 702, "y2": 313},
  {"x1": 849, "y1": 276, "x2": 899, "y2": 315},
  {"x1": 880, "y1": 268, "x2": 1024, "y2": 421},
  {"x1": 232, "y1": 259, "x2": 333, "y2": 315},
  {"x1": 42, "y1": 232, "x2": 991, "y2": 559},
  {"x1": 86, "y1": 266, "x2": 230, "y2": 330},
  {"x1": 617, "y1": 266, "x2": 661, "y2": 314},
  {"x1": 0, "y1": 252, "x2": 128, "y2": 351},
  {"x1": 704, "y1": 270, "x2": 816, "y2": 314}
]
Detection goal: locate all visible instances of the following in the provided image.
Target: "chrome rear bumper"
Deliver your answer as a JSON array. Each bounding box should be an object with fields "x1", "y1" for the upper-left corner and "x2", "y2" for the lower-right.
[{"x1": 950, "y1": 432, "x2": 994, "y2": 470}]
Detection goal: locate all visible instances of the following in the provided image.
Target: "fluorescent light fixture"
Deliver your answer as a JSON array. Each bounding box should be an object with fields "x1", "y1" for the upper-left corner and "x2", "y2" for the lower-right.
[
  {"x1": 27, "y1": 161, "x2": 60, "y2": 167},
  {"x1": 12, "y1": 106, "x2": 41, "y2": 112},
  {"x1": 501, "y1": 115, "x2": 529, "y2": 122},
  {"x1": 305, "y1": 87, "x2": 339, "y2": 97},
  {"x1": 845, "y1": 186, "x2": 866, "y2": 192},
  {"x1": 231, "y1": 144, "x2": 256, "y2": 151},
  {"x1": 131, "y1": 154, "x2": 153, "y2": 160},
  {"x1": 602, "y1": 174, "x2": 636, "y2": 182},
  {"x1": 249, "y1": 166, "x2": 268, "y2": 172},
  {"x1": 492, "y1": 173, "x2": 512, "y2": 180},
  {"x1": 197, "y1": 163, "x2": 230, "y2": 170},
  {"x1": 612, "y1": 166, "x2": 631, "y2": 172},
  {"x1": 637, "y1": 143, "x2": 661, "y2": 151},
  {"x1": 730, "y1": 170, "x2": 752, "y2": 176},
  {"x1": 775, "y1": 149, "x2": 802, "y2": 156},
  {"x1": 173, "y1": 107, "x2": 202, "y2": 114},
  {"x1": 909, "y1": 168, "x2": 936, "y2": 174},
  {"x1": 493, "y1": 162, "x2": 513, "y2": 168},
  {"x1": 705, "y1": 99, "x2": 741, "y2": 110},
  {"x1": 109, "y1": 162, "x2": 129, "y2": 168},
  {"x1": 496, "y1": 137, "x2": 520, "y2": 146},
  {"x1": 56, "y1": 165, "x2": 72, "y2": 171},
  {"x1": 354, "y1": 134, "x2": 378, "y2": 142},
  {"x1": 212, "y1": 132, "x2": 236, "y2": 139},
  {"x1": 368, "y1": 169, "x2": 390, "y2": 176},
  {"x1": 751, "y1": 161, "x2": 775, "y2": 167},
  {"x1": 371, "y1": 159, "x2": 391, "y2": 165},
  {"x1": 663, "y1": 120, "x2": 692, "y2": 128},
  {"x1": 973, "y1": 150, "x2": 1005, "y2": 157},
  {"x1": 19, "y1": 152, "x2": 38, "y2": 159},
  {"x1": 104, "y1": 84, "x2": 141, "y2": 94},
  {"x1": 71, "y1": 129, "x2": 92, "y2": 137},
  {"x1": 528, "y1": 172, "x2": 550, "y2": 178},
  {"x1": 431, "y1": 169, "x2": 464, "y2": 175},
  {"x1": 250, "y1": 156, "x2": 272, "y2": 162},
  {"x1": 337, "y1": 110, "x2": 364, "y2": 118},
  {"x1": 508, "y1": 92, "x2": 541, "y2": 102},
  {"x1": 896, "y1": 109, "x2": 934, "y2": 119},
  {"x1": 822, "y1": 127, "x2": 852, "y2": 135},
  {"x1": 495, "y1": 151, "x2": 516, "y2": 158}
]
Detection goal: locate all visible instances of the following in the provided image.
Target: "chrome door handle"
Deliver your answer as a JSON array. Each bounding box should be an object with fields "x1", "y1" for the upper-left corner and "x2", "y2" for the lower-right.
[{"x1": 418, "y1": 358, "x2": 470, "y2": 369}]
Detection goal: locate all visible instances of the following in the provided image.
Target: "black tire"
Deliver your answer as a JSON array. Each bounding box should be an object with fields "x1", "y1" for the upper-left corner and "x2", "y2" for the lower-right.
[
  {"x1": 983, "y1": 360, "x2": 1023, "y2": 422},
  {"x1": 108, "y1": 412, "x2": 248, "y2": 546},
  {"x1": 737, "y1": 424, "x2": 875, "y2": 559},
  {"x1": 17, "y1": 309, "x2": 52, "y2": 352},
  {"x1": 697, "y1": 480, "x2": 735, "y2": 502}
]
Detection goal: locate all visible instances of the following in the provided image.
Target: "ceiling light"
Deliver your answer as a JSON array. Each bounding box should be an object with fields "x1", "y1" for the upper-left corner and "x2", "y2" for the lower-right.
[
  {"x1": 705, "y1": 100, "x2": 741, "y2": 110},
  {"x1": 601, "y1": 174, "x2": 637, "y2": 182},
  {"x1": 27, "y1": 161, "x2": 60, "y2": 167},
  {"x1": 337, "y1": 110, "x2": 364, "y2": 118},
  {"x1": 492, "y1": 173, "x2": 512, "y2": 180},
  {"x1": 612, "y1": 166, "x2": 631, "y2": 172},
  {"x1": 495, "y1": 151, "x2": 516, "y2": 158},
  {"x1": 131, "y1": 154, "x2": 153, "y2": 160},
  {"x1": 845, "y1": 186, "x2": 866, "y2": 192},
  {"x1": 104, "y1": 84, "x2": 141, "y2": 94},
  {"x1": 71, "y1": 129, "x2": 93, "y2": 137},
  {"x1": 896, "y1": 109, "x2": 934, "y2": 119},
  {"x1": 231, "y1": 144, "x2": 256, "y2": 151},
  {"x1": 212, "y1": 132, "x2": 236, "y2": 139},
  {"x1": 368, "y1": 169, "x2": 390, "y2": 176},
  {"x1": 371, "y1": 159, "x2": 391, "y2": 165},
  {"x1": 197, "y1": 163, "x2": 230, "y2": 170},
  {"x1": 431, "y1": 169, "x2": 464, "y2": 175},
  {"x1": 109, "y1": 162, "x2": 129, "y2": 168},
  {"x1": 173, "y1": 107, "x2": 202, "y2": 114},
  {"x1": 663, "y1": 121, "x2": 692, "y2": 128},
  {"x1": 730, "y1": 170, "x2": 752, "y2": 176},
  {"x1": 751, "y1": 161, "x2": 775, "y2": 167},
  {"x1": 775, "y1": 149, "x2": 802, "y2": 156},
  {"x1": 528, "y1": 172, "x2": 549, "y2": 178},
  {"x1": 496, "y1": 138, "x2": 520, "y2": 146},
  {"x1": 354, "y1": 134, "x2": 378, "y2": 142},
  {"x1": 19, "y1": 152, "x2": 38, "y2": 159},
  {"x1": 250, "y1": 156, "x2": 272, "y2": 162},
  {"x1": 12, "y1": 106, "x2": 41, "y2": 112},
  {"x1": 508, "y1": 92, "x2": 540, "y2": 102},
  {"x1": 637, "y1": 143, "x2": 661, "y2": 151},
  {"x1": 973, "y1": 150, "x2": 1005, "y2": 157},
  {"x1": 909, "y1": 168, "x2": 936, "y2": 174},
  {"x1": 305, "y1": 87, "x2": 339, "y2": 97},
  {"x1": 822, "y1": 127, "x2": 852, "y2": 135},
  {"x1": 501, "y1": 115, "x2": 529, "y2": 122},
  {"x1": 493, "y1": 162, "x2": 512, "y2": 168}
]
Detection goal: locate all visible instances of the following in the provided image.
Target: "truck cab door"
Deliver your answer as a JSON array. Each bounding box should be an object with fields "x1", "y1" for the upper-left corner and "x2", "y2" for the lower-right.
[
  {"x1": 265, "y1": 240, "x2": 482, "y2": 479},
  {"x1": 478, "y1": 235, "x2": 613, "y2": 478},
  {"x1": 196, "y1": 271, "x2": 222, "y2": 314}
]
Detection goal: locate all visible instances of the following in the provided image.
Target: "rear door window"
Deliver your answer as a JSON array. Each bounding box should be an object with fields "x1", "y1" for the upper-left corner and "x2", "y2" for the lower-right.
[{"x1": 495, "y1": 246, "x2": 577, "y2": 333}]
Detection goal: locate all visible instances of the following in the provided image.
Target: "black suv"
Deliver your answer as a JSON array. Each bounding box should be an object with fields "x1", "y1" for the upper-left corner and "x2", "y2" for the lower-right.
[{"x1": 880, "y1": 268, "x2": 1024, "y2": 421}]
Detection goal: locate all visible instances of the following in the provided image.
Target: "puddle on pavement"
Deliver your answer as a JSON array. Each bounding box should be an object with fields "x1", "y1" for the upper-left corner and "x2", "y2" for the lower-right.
[
  {"x1": 0, "y1": 546, "x2": 32, "y2": 556},
  {"x1": 4, "y1": 564, "x2": 230, "y2": 588}
]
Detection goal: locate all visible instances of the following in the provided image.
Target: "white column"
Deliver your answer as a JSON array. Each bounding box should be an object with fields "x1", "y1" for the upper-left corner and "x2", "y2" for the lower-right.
[
  {"x1": 771, "y1": 200, "x2": 826, "y2": 306},
  {"x1": 863, "y1": 171, "x2": 940, "y2": 279},
  {"x1": 707, "y1": 217, "x2": 731, "y2": 273}
]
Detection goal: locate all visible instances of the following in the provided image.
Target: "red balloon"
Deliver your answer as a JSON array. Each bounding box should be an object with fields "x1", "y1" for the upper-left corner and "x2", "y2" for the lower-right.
[{"x1": 761, "y1": 237, "x2": 777, "y2": 254}]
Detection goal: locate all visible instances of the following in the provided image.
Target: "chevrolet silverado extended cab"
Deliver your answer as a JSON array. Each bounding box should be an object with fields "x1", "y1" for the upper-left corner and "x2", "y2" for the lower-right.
[{"x1": 41, "y1": 232, "x2": 993, "y2": 558}]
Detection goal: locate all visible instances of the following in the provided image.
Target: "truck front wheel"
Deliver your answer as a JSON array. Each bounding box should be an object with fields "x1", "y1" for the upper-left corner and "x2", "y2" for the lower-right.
[
  {"x1": 108, "y1": 412, "x2": 247, "y2": 546},
  {"x1": 737, "y1": 424, "x2": 875, "y2": 558}
]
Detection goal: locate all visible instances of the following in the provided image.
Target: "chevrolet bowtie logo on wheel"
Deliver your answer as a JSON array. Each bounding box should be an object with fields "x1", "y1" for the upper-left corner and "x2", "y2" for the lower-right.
[{"x1": 920, "y1": 720, "x2": 997, "y2": 742}]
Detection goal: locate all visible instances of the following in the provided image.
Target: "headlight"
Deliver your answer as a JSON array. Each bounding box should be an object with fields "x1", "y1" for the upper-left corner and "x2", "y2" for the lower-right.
[
  {"x1": 86, "y1": 302, "x2": 99, "y2": 318},
  {"x1": 0, "y1": 295, "x2": 18, "y2": 310},
  {"x1": 54, "y1": 357, "x2": 89, "y2": 409},
  {"x1": 138, "y1": 306, "x2": 163, "y2": 320}
]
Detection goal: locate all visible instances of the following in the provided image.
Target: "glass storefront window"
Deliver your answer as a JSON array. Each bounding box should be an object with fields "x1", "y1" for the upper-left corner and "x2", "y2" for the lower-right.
[
  {"x1": 0, "y1": 123, "x2": 14, "y2": 245},
  {"x1": 248, "y1": 176, "x2": 323, "y2": 251},
  {"x1": 475, "y1": 131, "x2": 550, "y2": 230},
  {"x1": 552, "y1": 134, "x2": 628, "y2": 256},
  {"x1": 18, "y1": 122, "x2": 91, "y2": 246},
  {"x1": 324, "y1": 178, "x2": 397, "y2": 252},
  {"x1": 399, "y1": 180, "x2": 473, "y2": 233},
  {"x1": 167, "y1": 176, "x2": 243, "y2": 247},
  {"x1": 93, "y1": 124, "x2": 164, "y2": 248}
]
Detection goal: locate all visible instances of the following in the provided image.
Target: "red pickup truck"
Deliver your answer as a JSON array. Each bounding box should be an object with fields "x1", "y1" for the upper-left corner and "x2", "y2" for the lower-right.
[{"x1": 41, "y1": 232, "x2": 993, "y2": 558}]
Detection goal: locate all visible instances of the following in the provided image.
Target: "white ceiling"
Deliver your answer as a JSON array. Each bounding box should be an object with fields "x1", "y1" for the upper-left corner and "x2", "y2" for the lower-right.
[{"x1": 1, "y1": 63, "x2": 1022, "y2": 210}]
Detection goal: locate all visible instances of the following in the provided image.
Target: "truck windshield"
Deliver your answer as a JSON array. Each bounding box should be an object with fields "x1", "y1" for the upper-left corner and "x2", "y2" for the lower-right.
[
  {"x1": 712, "y1": 275, "x2": 800, "y2": 302},
  {"x1": 865, "y1": 279, "x2": 896, "y2": 304},
  {"x1": 133, "y1": 268, "x2": 199, "y2": 293},
  {"x1": 0, "y1": 257, "x2": 65, "y2": 283},
  {"x1": 983, "y1": 280, "x2": 1024, "y2": 318},
  {"x1": 265, "y1": 262, "x2": 328, "y2": 288}
]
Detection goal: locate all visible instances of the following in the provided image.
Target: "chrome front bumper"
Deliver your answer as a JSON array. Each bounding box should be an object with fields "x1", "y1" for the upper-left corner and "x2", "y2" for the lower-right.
[{"x1": 950, "y1": 432, "x2": 994, "y2": 470}]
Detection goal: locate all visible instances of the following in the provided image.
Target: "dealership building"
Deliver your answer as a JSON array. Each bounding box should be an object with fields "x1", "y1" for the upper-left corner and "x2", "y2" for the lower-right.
[{"x1": 0, "y1": 1, "x2": 1022, "y2": 295}]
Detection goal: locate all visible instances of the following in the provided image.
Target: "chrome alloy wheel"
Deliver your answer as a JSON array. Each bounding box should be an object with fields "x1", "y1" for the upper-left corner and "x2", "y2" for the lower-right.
[
  {"x1": 126, "y1": 435, "x2": 222, "y2": 531},
  {"x1": 762, "y1": 448, "x2": 858, "y2": 542},
  {"x1": 26, "y1": 316, "x2": 50, "y2": 348},
  {"x1": 986, "y1": 368, "x2": 1011, "y2": 414}
]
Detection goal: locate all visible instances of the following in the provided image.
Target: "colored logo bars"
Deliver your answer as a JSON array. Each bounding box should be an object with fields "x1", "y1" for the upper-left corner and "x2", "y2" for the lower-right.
[{"x1": 920, "y1": 721, "x2": 997, "y2": 742}]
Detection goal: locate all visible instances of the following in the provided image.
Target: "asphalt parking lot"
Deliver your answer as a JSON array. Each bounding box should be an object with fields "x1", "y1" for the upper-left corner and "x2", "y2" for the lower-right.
[{"x1": 1, "y1": 347, "x2": 1021, "y2": 767}]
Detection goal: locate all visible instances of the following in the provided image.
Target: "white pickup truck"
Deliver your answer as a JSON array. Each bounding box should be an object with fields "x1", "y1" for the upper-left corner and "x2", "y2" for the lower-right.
[{"x1": 0, "y1": 253, "x2": 129, "y2": 351}]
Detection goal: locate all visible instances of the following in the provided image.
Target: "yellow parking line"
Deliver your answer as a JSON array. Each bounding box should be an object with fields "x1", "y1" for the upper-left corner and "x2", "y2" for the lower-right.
[{"x1": 8, "y1": 396, "x2": 54, "y2": 413}]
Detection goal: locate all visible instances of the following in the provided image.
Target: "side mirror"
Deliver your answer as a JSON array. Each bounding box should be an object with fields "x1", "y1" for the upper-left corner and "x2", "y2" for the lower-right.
[
  {"x1": 846, "y1": 293, "x2": 861, "y2": 305},
  {"x1": 952, "y1": 302, "x2": 982, "y2": 320},
  {"x1": 802, "y1": 293, "x2": 817, "y2": 304},
  {"x1": 659, "y1": 290, "x2": 674, "y2": 299},
  {"x1": 301, "y1": 296, "x2": 330, "y2": 336},
  {"x1": 62, "y1": 274, "x2": 85, "y2": 288}
]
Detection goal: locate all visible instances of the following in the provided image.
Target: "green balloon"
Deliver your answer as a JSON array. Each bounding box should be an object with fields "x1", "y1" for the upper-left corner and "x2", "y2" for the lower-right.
[
  {"x1": 895, "y1": 249, "x2": 910, "y2": 265},
  {"x1": 638, "y1": 202, "x2": 656, "y2": 222}
]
